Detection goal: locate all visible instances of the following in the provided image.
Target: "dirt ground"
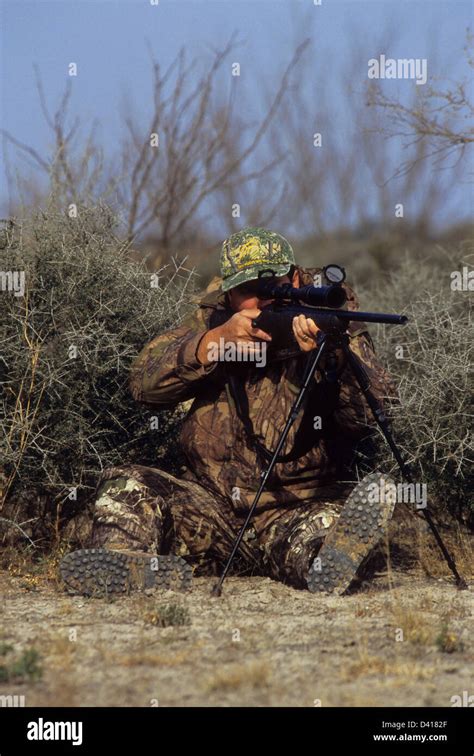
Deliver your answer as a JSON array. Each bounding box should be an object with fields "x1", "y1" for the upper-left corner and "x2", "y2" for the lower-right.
[{"x1": 0, "y1": 556, "x2": 472, "y2": 708}]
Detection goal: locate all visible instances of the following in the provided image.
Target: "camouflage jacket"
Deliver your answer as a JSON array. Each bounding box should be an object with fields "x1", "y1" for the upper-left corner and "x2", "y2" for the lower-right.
[{"x1": 129, "y1": 266, "x2": 397, "y2": 515}]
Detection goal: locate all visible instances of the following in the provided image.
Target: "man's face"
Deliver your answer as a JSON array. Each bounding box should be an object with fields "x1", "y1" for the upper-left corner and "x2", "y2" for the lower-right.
[{"x1": 228, "y1": 268, "x2": 300, "y2": 312}]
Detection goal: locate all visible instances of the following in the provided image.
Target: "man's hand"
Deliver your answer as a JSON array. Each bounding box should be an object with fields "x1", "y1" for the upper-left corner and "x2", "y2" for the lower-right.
[
  {"x1": 196, "y1": 309, "x2": 271, "y2": 366},
  {"x1": 218, "y1": 308, "x2": 272, "y2": 345},
  {"x1": 293, "y1": 314, "x2": 346, "y2": 373},
  {"x1": 292, "y1": 314, "x2": 321, "y2": 352}
]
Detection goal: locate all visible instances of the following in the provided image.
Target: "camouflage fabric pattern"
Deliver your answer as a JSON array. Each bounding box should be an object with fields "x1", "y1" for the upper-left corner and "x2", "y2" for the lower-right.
[
  {"x1": 128, "y1": 264, "x2": 397, "y2": 526},
  {"x1": 89, "y1": 463, "x2": 347, "y2": 586},
  {"x1": 220, "y1": 227, "x2": 295, "y2": 291},
  {"x1": 95, "y1": 262, "x2": 399, "y2": 586}
]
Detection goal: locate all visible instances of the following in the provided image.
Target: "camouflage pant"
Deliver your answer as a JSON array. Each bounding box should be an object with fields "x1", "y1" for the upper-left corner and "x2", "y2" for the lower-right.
[{"x1": 88, "y1": 464, "x2": 349, "y2": 588}]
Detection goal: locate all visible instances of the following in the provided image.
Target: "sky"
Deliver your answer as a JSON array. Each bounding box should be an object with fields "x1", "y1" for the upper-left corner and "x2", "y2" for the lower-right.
[{"x1": 0, "y1": 0, "x2": 472, "y2": 233}]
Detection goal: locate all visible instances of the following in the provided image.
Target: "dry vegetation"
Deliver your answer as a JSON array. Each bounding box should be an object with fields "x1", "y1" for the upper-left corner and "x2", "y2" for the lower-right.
[
  {"x1": 1, "y1": 209, "x2": 471, "y2": 549},
  {"x1": 0, "y1": 205, "x2": 196, "y2": 546}
]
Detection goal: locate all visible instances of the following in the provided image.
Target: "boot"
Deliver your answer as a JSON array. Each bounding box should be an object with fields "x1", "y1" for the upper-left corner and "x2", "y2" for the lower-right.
[
  {"x1": 59, "y1": 548, "x2": 192, "y2": 596},
  {"x1": 306, "y1": 472, "x2": 396, "y2": 595}
]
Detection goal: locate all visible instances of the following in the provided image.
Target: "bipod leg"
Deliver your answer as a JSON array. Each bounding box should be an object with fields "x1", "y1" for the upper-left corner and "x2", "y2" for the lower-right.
[
  {"x1": 211, "y1": 337, "x2": 329, "y2": 596},
  {"x1": 341, "y1": 340, "x2": 468, "y2": 590}
]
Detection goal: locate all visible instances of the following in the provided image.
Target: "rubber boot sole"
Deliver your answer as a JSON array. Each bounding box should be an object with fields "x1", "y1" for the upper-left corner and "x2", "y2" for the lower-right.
[
  {"x1": 306, "y1": 472, "x2": 396, "y2": 595},
  {"x1": 59, "y1": 548, "x2": 193, "y2": 596}
]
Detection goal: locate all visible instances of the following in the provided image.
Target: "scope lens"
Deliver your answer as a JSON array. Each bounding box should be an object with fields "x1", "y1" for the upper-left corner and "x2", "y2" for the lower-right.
[
  {"x1": 326, "y1": 286, "x2": 347, "y2": 308},
  {"x1": 323, "y1": 264, "x2": 346, "y2": 284}
]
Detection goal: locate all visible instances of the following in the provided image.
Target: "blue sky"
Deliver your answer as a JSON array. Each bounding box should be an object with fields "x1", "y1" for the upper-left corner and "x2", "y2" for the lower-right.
[{"x1": 1, "y1": 0, "x2": 472, "y2": 232}]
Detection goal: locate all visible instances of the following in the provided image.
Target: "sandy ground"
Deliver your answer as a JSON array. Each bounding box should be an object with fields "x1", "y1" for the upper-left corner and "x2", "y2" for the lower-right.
[{"x1": 0, "y1": 562, "x2": 472, "y2": 708}]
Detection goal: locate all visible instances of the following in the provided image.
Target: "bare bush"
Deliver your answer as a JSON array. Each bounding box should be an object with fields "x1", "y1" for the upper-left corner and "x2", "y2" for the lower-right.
[
  {"x1": 3, "y1": 30, "x2": 469, "y2": 255},
  {"x1": 356, "y1": 245, "x2": 473, "y2": 522},
  {"x1": 366, "y1": 31, "x2": 474, "y2": 179},
  {"x1": 268, "y1": 37, "x2": 468, "y2": 240},
  {"x1": 1, "y1": 37, "x2": 307, "y2": 253},
  {"x1": 0, "y1": 204, "x2": 195, "y2": 546}
]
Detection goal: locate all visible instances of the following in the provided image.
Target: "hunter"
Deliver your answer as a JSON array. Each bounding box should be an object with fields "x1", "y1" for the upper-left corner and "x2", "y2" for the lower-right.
[{"x1": 60, "y1": 227, "x2": 397, "y2": 596}]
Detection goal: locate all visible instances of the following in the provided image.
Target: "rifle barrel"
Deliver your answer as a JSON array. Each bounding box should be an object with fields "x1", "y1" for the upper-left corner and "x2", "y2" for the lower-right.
[
  {"x1": 272, "y1": 306, "x2": 408, "y2": 326},
  {"x1": 330, "y1": 310, "x2": 408, "y2": 326}
]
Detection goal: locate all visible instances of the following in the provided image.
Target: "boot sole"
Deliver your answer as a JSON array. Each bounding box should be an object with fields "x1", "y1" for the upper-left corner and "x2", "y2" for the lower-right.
[
  {"x1": 306, "y1": 473, "x2": 396, "y2": 595},
  {"x1": 59, "y1": 548, "x2": 193, "y2": 596}
]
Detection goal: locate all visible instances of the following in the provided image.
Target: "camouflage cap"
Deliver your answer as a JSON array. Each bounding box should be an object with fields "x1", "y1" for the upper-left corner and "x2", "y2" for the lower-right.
[{"x1": 220, "y1": 227, "x2": 295, "y2": 292}]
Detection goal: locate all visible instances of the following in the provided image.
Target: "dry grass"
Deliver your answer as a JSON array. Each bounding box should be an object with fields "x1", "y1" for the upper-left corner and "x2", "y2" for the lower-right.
[
  {"x1": 389, "y1": 606, "x2": 433, "y2": 646},
  {"x1": 342, "y1": 647, "x2": 436, "y2": 682},
  {"x1": 435, "y1": 623, "x2": 465, "y2": 654},
  {"x1": 205, "y1": 661, "x2": 271, "y2": 692},
  {"x1": 142, "y1": 602, "x2": 191, "y2": 628},
  {"x1": 1, "y1": 543, "x2": 69, "y2": 592},
  {"x1": 416, "y1": 524, "x2": 473, "y2": 580},
  {"x1": 108, "y1": 645, "x2": 200, "y2": 669},
  {"x1": 386, "y1": 579, "x2": 468, "y2": 652},
  {"x1": 384, "y1": 508, "x2": 473, "y2": 585}
]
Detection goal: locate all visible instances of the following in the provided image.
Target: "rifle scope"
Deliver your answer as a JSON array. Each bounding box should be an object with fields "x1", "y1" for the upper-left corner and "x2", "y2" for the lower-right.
[
  {"x1": 256, "y1": 279, "x2": 347, "y2": 309},
  {"x1": 256, "y1": 263, "x2": 348, "y2": 308}
]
